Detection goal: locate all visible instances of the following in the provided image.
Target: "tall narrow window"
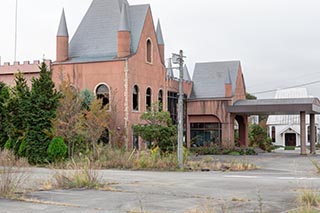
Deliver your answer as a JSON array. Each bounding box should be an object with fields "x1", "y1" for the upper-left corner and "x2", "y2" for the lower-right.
[
  {"x1": 133, "y1": 85, "x2": 139, "y2": 111},
  {"x1": 146, "y1": 88, "x2": 152, "y2": 110},
  {"x1": 96, "y1": 84, "x2": 110, "y2": 108},
  {"x1": 146, "y1": 39, "x2": 152, "y2": 63},
  {"x1": 158, "y1": 89, "x2": 163, "y2": 111},
  {"x1": 271, "y1": 126, "x2": 276, "y2": 142}
]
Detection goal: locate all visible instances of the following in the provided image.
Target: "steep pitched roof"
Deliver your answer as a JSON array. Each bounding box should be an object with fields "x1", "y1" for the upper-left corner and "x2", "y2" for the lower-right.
[
  {"x1": 183, "y1": 65, "x2": 191, "y2": 81},
  {"x1": 68, "y1": 0, "x2": 149, "y2": 62},
  {"x1": 57, "y1": 9, "x2": 69, "y2": 36},
  {"x1": 190, "y1": 61, "x2": 240, "y2": 99},
  {"x1": 166, "y1": 58, "x2": 174, "y2": 78},
  {"x1": 156, "y1": 19, "x2": 164, "y2": 45}
]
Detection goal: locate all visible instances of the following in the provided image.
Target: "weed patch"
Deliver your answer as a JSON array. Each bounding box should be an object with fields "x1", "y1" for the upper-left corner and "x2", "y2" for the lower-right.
[{"x1": 0, "y1": 149, "x2": 29, "y2": 198}]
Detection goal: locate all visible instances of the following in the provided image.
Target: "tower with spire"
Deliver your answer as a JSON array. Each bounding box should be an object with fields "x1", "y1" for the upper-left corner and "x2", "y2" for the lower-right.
[{"x1": 56, "y1": 9, "x2": 69, "y2": 62}]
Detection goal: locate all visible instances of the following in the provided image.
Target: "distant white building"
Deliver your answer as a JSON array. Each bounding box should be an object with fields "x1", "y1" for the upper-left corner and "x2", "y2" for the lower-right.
[{"x1": 266, "y1": 88, "x2": 320, "y2": 147}]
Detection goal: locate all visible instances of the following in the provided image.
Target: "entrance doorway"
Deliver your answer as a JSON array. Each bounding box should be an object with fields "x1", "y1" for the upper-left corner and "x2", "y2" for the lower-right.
[{"x1": 285, "y1": 133, "x2": 296, "y2": 146}]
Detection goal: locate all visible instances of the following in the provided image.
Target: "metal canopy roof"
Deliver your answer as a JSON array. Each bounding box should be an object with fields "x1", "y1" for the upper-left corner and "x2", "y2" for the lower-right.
[{"x1": 227, "y1": 98, "x2": 320, "y2": 115}]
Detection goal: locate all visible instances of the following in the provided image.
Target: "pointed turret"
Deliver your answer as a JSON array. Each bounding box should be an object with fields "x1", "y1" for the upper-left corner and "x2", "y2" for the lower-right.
[
  {"x1": 167, "y1": 58, "x2": 174, "y2": 78},
  {"x1": 225, "y1": 70, "x2": 232, "y2": 97},
  {"x1": 156, "y1": 20, "x2": 165, "y2": 64},
  {"x1": 183, "y1": 65, "x2": 191, "y2": 81},
  {"x1": 118, "y1": 3, "x2": 131, "y2": 58},
  {"x1": 56, "y1": 9, "x2": 69, "y2": 62}
]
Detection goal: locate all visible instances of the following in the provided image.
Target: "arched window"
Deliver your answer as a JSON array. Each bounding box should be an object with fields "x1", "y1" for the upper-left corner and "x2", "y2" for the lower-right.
[
  {"x1": 96, "y1": 84, "x2": 110, "y2": 108},
  {"x1": 146, "y1": 87, "x2": 152, "y2": 110},
  {"x1": 271, "y1": 126, "x2": 276, "y2": 142},
  {"x1": 146, "y1": 39, "x2": 152, "y2": 63},
  {"x1": 158, "y1": 89, "x2": 163, "y2": 111},
  {"x1": 133, "y1": 85, "x2": 139, "y2": 111}
]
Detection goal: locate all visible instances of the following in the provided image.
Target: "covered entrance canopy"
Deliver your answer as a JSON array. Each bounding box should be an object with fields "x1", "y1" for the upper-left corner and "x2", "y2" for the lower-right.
[{"x1": 227, "y1": 98, "x2": 320, "y2": 155}]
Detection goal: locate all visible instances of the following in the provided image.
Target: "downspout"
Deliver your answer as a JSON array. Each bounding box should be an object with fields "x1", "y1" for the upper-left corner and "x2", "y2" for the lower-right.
[{"x1": 124, "y1": 59, "x2": 129, "y2": 149}]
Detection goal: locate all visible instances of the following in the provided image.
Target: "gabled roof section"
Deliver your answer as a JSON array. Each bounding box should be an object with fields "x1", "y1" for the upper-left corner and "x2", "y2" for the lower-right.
[
  {"x1": 267, "y1": 88, "x2": 313, "y2": 125},
  {"x1": 119, "y1": 3, "x2": 130, "y2": 31},
  {"x1": 190, "y1": 61, "x2": 240, "y2": 99},
  {"x1": 156, "y1": 19, "x2": 164, "y2": 45},
  {"x1": 166, "y1": 58, "x2": 174, "y2": 78},
  {"x1": 57, "y1": 9, "x2": 69, "y2": 36},
  {"x1": 68, "y1": 0, "x2": 149, "y2": 62},
  {"x1": 183, "y1": 65, "x2": 191, "y2": 81}
]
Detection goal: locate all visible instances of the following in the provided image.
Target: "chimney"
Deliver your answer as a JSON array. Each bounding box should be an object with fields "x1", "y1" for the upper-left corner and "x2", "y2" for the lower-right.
[{"x1": 118, "y1": 3, "x2": 131, "y2": 58}]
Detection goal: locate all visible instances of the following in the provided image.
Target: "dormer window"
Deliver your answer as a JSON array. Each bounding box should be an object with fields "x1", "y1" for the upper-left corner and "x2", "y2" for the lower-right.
[{"x1": 146, "y1": 38, "x2": 153, "y2": 64}]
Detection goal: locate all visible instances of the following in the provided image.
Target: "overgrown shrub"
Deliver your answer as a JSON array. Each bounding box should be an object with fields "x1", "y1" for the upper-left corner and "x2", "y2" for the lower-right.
[
  {"x1": 249, "y1": 124, "x2": 275, "y2": 152},
  {"x1": 133, "y1": 104, "x2": 177, "y2": 153},
  {"x1": 48, "y1": 137, "x2": 67, "y2": 162},
  {"x1": 50, "y1": 158, "x2": 104, "y2": 189}
]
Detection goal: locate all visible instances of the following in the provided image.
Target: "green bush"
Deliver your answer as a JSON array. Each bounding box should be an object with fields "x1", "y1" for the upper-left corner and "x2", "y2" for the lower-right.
[
  {"x1": 284, "y1": 146, "x2": 295, "y2": 150},
  {"x1": 48, "y1": 137, "x2": 67, "y2": 162},
  {"x1": 249, "y1": 124, "x2": 275, "y2": 152},
  {"x1": 190, "y1": 144, "x2": 220, "y2": 155},
  {"x1": 4, "y1": 139, "x2": 13, "y2": 150}
]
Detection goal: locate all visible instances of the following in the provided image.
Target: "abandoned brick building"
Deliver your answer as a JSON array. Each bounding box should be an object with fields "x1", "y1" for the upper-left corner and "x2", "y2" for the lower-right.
[{"x1": 0, "y1": 0, "x2": 248, "y2": 149}]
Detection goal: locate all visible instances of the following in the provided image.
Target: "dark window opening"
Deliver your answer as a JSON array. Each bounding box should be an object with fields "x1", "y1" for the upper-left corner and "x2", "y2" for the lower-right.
[
  {"x1": 190, "y1": 123, "x2": 222, "y2": 147},
  {"x1": 146, "y1": 88, "x2": 152, "y2": 110},
  {"x1": 133, "y1": 134, "x2": 139, "y2": 150},
  {"x1": 271, "y1": 126, "x2": 276, "y2": 142},
  {"x1": 133, "y1": 85, "x2": 139, "y2": 111},
  {"x1": 146, "y1": 39, "x2": 152, "y2": 63},
  {"x1": 167, "y1": 91, "x2": 178, "y2": 124},
  {"x1": 158, "y1": 90, "x2": 163, "y2": 111},
  {"x1": 99, "y1": 129, "x2": 109, "y2": 145},
  {"x1": 96, "y1": 84, "x2": 109, "y2": 109}
]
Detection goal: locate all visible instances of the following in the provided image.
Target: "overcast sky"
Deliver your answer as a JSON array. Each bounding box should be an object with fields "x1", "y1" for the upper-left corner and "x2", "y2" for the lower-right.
[{"x1": 1, "y1": 0, "x2": 320, "y2": 99}]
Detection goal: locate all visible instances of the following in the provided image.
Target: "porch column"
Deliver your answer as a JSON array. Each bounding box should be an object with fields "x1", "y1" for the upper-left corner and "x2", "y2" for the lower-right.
[
  {"x1": 310, "y1": 113, "x2": 316, "y2": 154},
  {"x1": 300, "y1": 111, "x2": 307, "y2": 155}
]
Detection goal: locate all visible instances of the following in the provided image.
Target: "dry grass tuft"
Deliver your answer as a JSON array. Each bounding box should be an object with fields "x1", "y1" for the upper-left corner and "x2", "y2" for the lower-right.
[
  {"x1": 298, "y1": 190, "x2": 320, "y2": 208},
  {"x1": 0, "y1": 149, "x2": 29, "y2": 198},
  {"x1": 48, "y1": 158, "x2": 104, "y2": 189}
]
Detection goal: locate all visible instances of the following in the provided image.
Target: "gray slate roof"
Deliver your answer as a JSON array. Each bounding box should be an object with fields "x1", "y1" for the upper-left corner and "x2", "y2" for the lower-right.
[
  {"x1": 190, "y1": 61, "x2": 240, "y2": 99},
  {"x1": 156, "y1": 20, "x2": 164, "y2": 45},
  {"x1": 183, "y1": 65, "x2": 191, "y2": 81},
  {"x1": 57, "y1": 9, "x2": 69, "y2": 36},
  {"x1": 118, "y1": 3, "x2": 130, "y2": 31},
  {"x1": 68, "y1": 0, "x2": 149, "y2": 62},
  {"x1": 166, "y1": 58, "x2": 174, "y2": 78}
]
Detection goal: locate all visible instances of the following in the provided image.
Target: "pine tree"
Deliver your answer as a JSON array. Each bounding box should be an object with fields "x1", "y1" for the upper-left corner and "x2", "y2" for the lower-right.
[
  {"x1": 6, "y1": 73, "x2": 30, "y2": 154},
  {"x1": 25, "y1": 62, "x2": 61, "y2": 164},
  {"x1": 0, "y1": 82, "x2": 10, "y2": 148}
]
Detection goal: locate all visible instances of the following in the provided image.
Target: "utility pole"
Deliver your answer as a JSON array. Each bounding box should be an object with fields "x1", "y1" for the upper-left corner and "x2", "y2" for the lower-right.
[
  {"x1": 177, "y1": 50, "x2": 184, "y2": 169},
  {"x1": 172, "y1": 50, "x2": 185, "y2": 169},
  {"x1": 14, "y1": 0, "x2": 18, "y2": 61}
]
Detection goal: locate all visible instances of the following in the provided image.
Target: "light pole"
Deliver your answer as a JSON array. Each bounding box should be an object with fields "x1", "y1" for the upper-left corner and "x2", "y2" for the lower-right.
[{"x1": 172, "y1": 50, "x2": 185, "y2": 169}]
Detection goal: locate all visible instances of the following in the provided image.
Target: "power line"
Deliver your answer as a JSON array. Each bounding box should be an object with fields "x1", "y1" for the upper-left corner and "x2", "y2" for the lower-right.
[{"x1": 252, "y1": 79, "x2": 320, "y2": 95}]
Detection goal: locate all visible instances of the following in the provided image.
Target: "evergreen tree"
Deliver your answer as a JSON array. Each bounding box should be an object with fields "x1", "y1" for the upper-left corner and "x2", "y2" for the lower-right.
[
  {"x1": 25, "y1": 62, "x2": 61, "y2": 164},
  {"x1": 0, "y1": 82, "x2": 10, "y2": 148},
  {"x1": 6, "y1": 73, "x2": 30, "y2": 154}
]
